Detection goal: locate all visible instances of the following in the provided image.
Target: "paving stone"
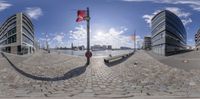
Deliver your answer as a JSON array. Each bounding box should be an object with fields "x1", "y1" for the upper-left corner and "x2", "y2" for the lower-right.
[{"x1": 1, "y1": 50, "x2": 200, "y2": 98}]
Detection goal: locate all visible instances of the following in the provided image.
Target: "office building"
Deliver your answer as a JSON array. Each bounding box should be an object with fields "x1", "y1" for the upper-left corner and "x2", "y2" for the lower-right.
[
  {"x1": 143, "y1": 36, "x2": 151, "y2": 50},
  {"x1": 107, "y1": 45, "x2": 112, "y2": 50},
  {"x1": 195, "y1": 29, "x2": 200, "y2": 50},
  {"x1": 0, "y1": 13, "x2": 35, "y2": 55},
  {"x1": 151, "y1": 10, "x2": 187, "y2": 56}
]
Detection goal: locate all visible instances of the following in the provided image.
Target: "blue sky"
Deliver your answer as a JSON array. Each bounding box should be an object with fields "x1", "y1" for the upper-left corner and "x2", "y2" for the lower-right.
[{"x1": 0, "y1": 0, "x2": 200, "y2": 48}]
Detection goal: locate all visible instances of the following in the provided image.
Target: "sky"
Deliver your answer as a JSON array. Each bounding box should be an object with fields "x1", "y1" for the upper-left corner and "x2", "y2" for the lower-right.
[{"x1": 0, "y1": 0, "x2": 200, "y2": 48}]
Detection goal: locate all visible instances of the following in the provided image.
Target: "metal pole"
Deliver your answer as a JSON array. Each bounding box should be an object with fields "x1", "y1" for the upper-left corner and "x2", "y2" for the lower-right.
[
  {"x1": 86, "y1": 7, "x2": 90, "y2": 65},
  {"x1": 45, "y1": 33, "x2": 48, "y2": 50},
  {"x1": 134, "y1": 31, "x2": 136, "y2": 51}
]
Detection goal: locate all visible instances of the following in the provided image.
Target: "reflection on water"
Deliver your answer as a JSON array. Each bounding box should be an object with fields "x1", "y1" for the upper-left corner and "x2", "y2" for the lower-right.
[{"x1": 55, "y1": 50, "x2": 133, "y2": 57}]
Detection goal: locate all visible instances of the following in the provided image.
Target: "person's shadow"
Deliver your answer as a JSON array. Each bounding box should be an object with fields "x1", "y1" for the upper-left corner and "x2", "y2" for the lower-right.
[{"x1": 1, "y1": 52, "x2": 88, "y2": 81}]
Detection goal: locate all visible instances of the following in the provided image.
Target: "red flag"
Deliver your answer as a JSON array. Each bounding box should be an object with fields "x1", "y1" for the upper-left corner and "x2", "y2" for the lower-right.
[{"x1": 76, "y1": 10, "x2": 87, "y2": 22}]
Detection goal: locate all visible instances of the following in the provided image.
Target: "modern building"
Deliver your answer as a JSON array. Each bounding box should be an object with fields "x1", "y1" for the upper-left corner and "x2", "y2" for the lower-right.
[
  {"x1": 102, "y1": 45, "x2": 107, "y2": 50},
  {"x1": 71, "y1": 43, "x2": 74, "y2": 50},
  {"x1": 120, "y1": 46, "x2": 131, "y2": 50},
  {"x1": 195, "y1": 29, "x2": 200, "y2": 50},
  {"x1": 0, "y1": 13, "x2": 35, "y2": 55},
  {"x1": 78, "y1": 45, "x2": 85, "y2": 50},
  {"x1": 107, "y1": 45, "x2": 112, "y2": 50},
  {"x1": 151, "y1": 10, "x2": 187, "y2": 56},
  {"x1": 91, "y1": 45, "x2": 103, "y2": 51},
  {"x1": 143, "y1": 36, "x2": 151, "y2": 50},
  {"x1": 91, "y1": 45, "x2": 112, "y2": 51}
]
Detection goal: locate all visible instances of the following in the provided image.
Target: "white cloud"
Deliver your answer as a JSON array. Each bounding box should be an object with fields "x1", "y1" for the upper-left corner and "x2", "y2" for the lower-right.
[
  {"x1": 166, "y1": 7, "x2": 192, "y2": 25},
  {"x1": 25, "y1": 7, "x2": 43, "y2": 19},
  {"x1": 38, "y1": 32, "x2": 67, "y2": 48},
  {"x1": 69, "y1": 25, "x2": 87, "y2": 46},
  {"x1": 181, "y1": 18, "x2": 192, "y2": 26},
  {"x1": 69, "y1": 25, "x2": 141, "y2": 48},
  {"x1": 69, "y1": 25, "x2": 87, "y2": 40},
  {"x1": 53, "y1": 34, "x2": 65, "y2": 42},
  {"x1": 51, "y1": 32, "x2": 67, "y2": 47},
  {"x1": 165, "y1": 7, "x2": 191, "y2": 18},
  {"x1": 122, "y1": 0, "x2": 200, "y2": 12},
  {"x1": 143, "y1": 7, "x2": 192, "y2": 26},
  {"x1": 142, "y1": 10, "x2": 161, "y2": 27},
  {"x1": 0, "y1": 1, "x2": 12, "y2": 12}
]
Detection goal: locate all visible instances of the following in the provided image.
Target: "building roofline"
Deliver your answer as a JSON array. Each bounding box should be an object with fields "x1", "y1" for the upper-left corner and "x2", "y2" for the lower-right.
[
  {"x1": 151, "y1": 10, "x2": 174, "y2": 21},
  {"x1": 151, "y1": 10, "x2": 166, "y2": 21}
]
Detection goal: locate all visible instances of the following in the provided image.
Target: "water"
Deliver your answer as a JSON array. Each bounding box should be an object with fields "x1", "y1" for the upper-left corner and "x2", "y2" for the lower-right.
[{"x1": 55, "y1": 50, "x2": 133, "y2": 57}]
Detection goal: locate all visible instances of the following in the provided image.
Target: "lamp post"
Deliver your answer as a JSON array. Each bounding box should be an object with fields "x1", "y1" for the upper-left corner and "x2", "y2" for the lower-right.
[
  {"x1": 85, "y1": 7, "x2": 92, "y2": 65},
  {"x1": 45, "y1": 32, "x2": 50, "y2": 53},
  {"x1": 76, "y1": 7, "x2": 92, "y2": 65}
]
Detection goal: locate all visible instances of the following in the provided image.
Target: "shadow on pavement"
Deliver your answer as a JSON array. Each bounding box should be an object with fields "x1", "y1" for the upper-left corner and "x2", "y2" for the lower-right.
[
  {"x1": 105, "y1": 54, "x2": 133, "y2": 67},
  {"x1": 166, "y1": 50, "x2": 193, "y2": 56},
  {"x1": 146, "y1": 50, "x2": 200, "y2": 71},
  {"x1": 1, "y1": 52, "x2": 88, "y2": 81}
]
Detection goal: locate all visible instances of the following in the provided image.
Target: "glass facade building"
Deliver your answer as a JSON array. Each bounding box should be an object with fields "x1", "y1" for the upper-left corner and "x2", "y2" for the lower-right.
[
  {"x1": 0, "y1": 13, "x2": 35, "y2": 55},
  {"x1": 143, "y1": 36, "x2": 151, "y2": 50},
  {"x1": 195, "y1": 29, "x2": 200, "y2": 49},
  {"x1": 151, "y1": 10, "x2": 187, "y2": 56}
]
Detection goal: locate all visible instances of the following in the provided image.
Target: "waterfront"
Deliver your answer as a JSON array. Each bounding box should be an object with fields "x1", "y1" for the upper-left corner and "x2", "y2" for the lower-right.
[
  {"x1": 55, "y1": 50, "x2": 134, "y2": 57},
  {"x1": 1, "y1": 50, "x2": 200, "y2": 98}
]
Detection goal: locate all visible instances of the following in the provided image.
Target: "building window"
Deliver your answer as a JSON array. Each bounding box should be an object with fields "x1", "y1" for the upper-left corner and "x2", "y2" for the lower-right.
[
  {"x1": 7, "y1": 34, "x2": 16, "y2": 44},
  {"x1": 161, "y1": 33, "x2": 164, "y2": 38},
  {"x1": 22, "y1": 34, "x2": 34, "y2": 45},
  {"x1": 7, "y1": 27, "x2": 16, "y2": 37}
]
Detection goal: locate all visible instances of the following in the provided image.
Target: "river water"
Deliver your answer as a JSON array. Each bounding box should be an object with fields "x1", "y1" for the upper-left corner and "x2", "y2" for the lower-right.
[{"x1": 55, "y1": 50, "x2": 134, "y2": 57}]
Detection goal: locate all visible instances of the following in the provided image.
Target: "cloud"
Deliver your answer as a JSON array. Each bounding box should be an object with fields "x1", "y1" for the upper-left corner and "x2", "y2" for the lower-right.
[
  {"x1": 53, "y1": 34, "x2": 65, "y2": 43},
  {"x1": 142, "y1": 10, "x2": 161, "y2": 27},
  {"x1": 166, "y1": 7, "x2": 192, "y2": 25},
  {"x1": 181, "y1": 18, "x2": 192, "y2": 26},
  {"x1": 121, "y1": 0, "x2": 200, "y2": 12},
  {"x1": 25, "y1": 7, "x2": 43, "y2": 19},
  {"x1": 69, "y1": 25, "x2": 87, "y2": 41},
  {"x1": 38, "y1": 32, "x2": 69, "y2": 48},
  {"x1": 0, "y1": 1, "x2": 12, "y2": 12},
  {"x1": 165, "y1": 7, "x2": 191, "y2": 18},
  {"x1": 143, "y1": 7, "x2": 192, "y2": 27},
  {"x1": 69, "y1": 25, "x2": 87, "y2": 46},
  {"x1": 69, "y1": 25, "x2": 141, "y2": 48}
]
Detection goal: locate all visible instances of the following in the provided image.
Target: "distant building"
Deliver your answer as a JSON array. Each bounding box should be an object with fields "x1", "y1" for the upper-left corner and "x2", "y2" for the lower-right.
[
  {"x1": 0, "y1": 13, "x2": 35, "y2": 55},
  {"x1": 78, "y1": 45, "x2": 85, "y2": 50},
  {"x1": 195, "y1": 29, "x2": 200, "y2": 50},
  {"x1": 91, "y1": 45, "x2": 103, "y2": 51},
  {"x1": 91, "y1": 45, "x2": 112, "y2": 51},
  {"x1": 102, "y1": 45, "x2": 107, "y2": 50},
  {"x1": 120, "y1": 46, "x2": 131, "y2": 50},
  {"x1": 151, "y1": 10, "x2": 187, "y2": 56},
  {"x1": 143, "y1": 36, "x2": 151, "y2": 50},
  {"x1": 71, "y1": 43, "x2": 74, "y2": 50},
  {"x1": 107, "y1": 45, "x2": 112, "y2": 50}
]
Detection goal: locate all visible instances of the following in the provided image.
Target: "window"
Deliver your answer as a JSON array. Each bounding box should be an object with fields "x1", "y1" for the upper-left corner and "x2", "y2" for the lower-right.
[
  {"x1": 22, "y1": 34, "x2": 34, "y2": 45},
  {"x1": 7, "y1": 27, "x2": 16, "y2": 37},
  {"x1": 7, "y1": 34, "x2": 16, "y2": 44}
]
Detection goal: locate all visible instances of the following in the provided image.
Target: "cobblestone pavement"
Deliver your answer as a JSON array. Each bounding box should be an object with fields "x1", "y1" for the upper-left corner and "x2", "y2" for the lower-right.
[
  {"x1": 147, "y1": 50, "x2": 200, "y2": 71},
  {"x1": 0, "y1": 50, "x2": 200, "y2": 98}
]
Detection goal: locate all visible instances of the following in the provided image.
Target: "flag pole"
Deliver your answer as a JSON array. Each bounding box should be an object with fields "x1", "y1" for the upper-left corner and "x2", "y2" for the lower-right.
[
  {"x1": 134, "y1": 30, "x2": 136, "y2": 52},
  {"x1": 86, "y1": 7, "x2": 90, "y2": 65}
]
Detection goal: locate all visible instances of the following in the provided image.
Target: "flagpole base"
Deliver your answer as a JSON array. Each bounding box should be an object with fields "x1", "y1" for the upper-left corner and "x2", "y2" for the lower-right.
[{"x1": 86, "y1": 58, "x2": 90, "y2": 65}]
